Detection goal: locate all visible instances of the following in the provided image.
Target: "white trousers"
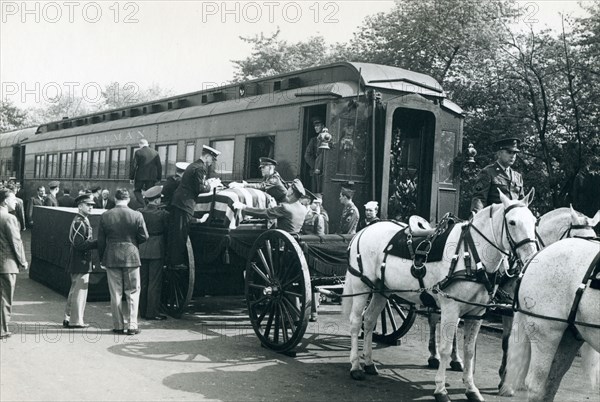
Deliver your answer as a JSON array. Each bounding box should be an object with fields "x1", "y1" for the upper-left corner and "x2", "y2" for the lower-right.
[{"x1": 64, "y1": 273, "x2": 89, "y2": 326}]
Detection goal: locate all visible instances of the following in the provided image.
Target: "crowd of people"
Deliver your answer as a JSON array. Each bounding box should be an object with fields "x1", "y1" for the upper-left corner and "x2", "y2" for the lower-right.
[{"x1": 0, "y1": 125, "x2": 389, "y2": 338}]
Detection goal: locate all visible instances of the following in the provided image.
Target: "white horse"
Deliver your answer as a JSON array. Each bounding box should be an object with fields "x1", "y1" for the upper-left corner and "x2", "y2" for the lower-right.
[
  {"x1": 342, "y1": 190, "x2": 538, "y2": 402},
  {"x1": 425, "y1": 206, "x2": 600, "y2": 379},
  {"x1": 499, "y1": 237, "x2": 600, "y2": 401},
  {"x1": 496, "y1": 207, "x2": 600, "y2": 388}
]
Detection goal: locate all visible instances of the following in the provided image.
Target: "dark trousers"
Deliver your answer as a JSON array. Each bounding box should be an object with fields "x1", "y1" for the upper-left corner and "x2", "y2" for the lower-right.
[
  {"x1": 167, "y1": 208, "x2": 192, "y2": 266},
  {"x1": 133, "y1": 180, "x2": 155, "y2": 206},
  {"x1": 140, "y1": 259, "x2": 163, "y2": 318}
]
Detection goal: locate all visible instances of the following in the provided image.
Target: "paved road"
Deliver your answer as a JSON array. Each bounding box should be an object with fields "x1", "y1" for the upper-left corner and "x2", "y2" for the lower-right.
[{"x1": 1, "y1": 232, "x2": 598, "y2": 401}]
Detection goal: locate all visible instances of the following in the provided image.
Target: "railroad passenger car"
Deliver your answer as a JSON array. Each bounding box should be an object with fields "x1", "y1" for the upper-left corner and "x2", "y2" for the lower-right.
[{"x1": 4, "y1": 62, "x2": 464, "y2": 229}]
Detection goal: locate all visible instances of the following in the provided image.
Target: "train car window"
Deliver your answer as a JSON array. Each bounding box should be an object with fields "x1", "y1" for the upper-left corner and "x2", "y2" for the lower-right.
[
  {"x1": 46, "y1": 154, "x2": 58, "y2": 178},
  {"x1": 156, "y1": 144, "x2": 177, "y2": 177},
  {"x1": 210, "y1": 139, "x2": 234, "y2": 180},
  {"x1": 109, "y1": 148, "x2": 127, "y2": 179},
  {"x1": 336, "y1": 116, "x2": 368, "y2": 178},
  {"x1": 245, "y1": 136, "x2": 274, "y2": 179},
  {"x1": 59, "y1": 152, "x2": 72, "y2": 178},
  {"x1": 185, "y1": 142, "x2": 195, "y2": 163},
  {"x1": 439, "y1": 131, "x2": 456, "y2": 184},
  {"x1": 34, "y1": 155, "x2": 45, "y2": 178},
  {"x1": 74, "y1": 151, "x2": 88, "y2": 179},
  {"x1": 90, "y1": 150, "x2": 106, "y2": 178}
]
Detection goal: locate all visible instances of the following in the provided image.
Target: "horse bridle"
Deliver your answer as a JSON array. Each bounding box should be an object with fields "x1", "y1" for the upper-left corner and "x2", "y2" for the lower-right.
[
  {"x1": 470, "y1": 203, "x2": 539, "y2": 269},
  {"x1": 535, "y1": 222, "x2": 597, "y2": 248}
]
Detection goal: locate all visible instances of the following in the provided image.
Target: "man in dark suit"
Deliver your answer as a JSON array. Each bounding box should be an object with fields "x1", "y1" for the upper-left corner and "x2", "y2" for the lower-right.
[
  {"x1": 98, "y1": 188, "x2": 148, "y2": 335},
  {"x1": 96, "y1": 189, "x2": 116, "y2": 210},
  {"x1": 63, "y1": 194, "x2": 98, "y2": 329},
  {"x1": 471, "y1": 138, "x2": 525, "y2": 213},
  {"x1": 138, "y1": 186, "x2": 169, "y2": 320},
  {"x1": 6, "y1": 184, "x2": 26, "y2": 231},
  {"x1": 44, "y1": 181, "x2": 60, "y2": 207},
  {"x1": 168, "y1": 145, "x2": 220, "y2": 267},
  {"x1": 130, "y1": 138, "x2": 162, "y2": 206},
  {"x1": 57, "y1": 188, "x2": 76, "y2": 207},
  {"x1": 0, "y1": 188, "x2": 28, "y2": 339},
  {"x1": 27, "y1": 185, "x2": 46, "y2": 227}
]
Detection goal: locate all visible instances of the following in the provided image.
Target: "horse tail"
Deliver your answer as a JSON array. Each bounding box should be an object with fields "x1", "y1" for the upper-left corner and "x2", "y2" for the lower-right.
[
  {"x1": 581, "y1": 344, "x2": 600, "y2": 389},
  {"x1": 341, "y1": 275, "x2": 353, "y2": 320},
  {"x1": 499, "y1": 312, "x2": 531, "y2": 396}
]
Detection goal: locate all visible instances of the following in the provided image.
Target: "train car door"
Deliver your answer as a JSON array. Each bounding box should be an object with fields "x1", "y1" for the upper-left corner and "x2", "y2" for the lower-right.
[
  {"x1": 12, "y1": 144, "x2": 25, "y2": 182},
  {"x1": 380, "y1": 99, "x2": 461, "y2": 223},
  {"x1": 301, "y1": 105, "x2": 327, "y2": 192}
]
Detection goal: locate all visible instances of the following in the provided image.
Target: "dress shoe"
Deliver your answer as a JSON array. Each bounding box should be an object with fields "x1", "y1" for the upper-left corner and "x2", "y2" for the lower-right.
[
  {"x1": 62, "y1": 320, "x2": 69, "y2": 328},
  {"x1": 67, "y1": 324, "x2": 89, "y2": 329},
  {"x1": 112, "y1": 329, "x2": 125, "y2": 334},
  {"x1": 0, "y1": 332, "x2": 12, "y2": 339},
  {"x1": 126, "y1": 328, "x2": 141, "y2": 336}
]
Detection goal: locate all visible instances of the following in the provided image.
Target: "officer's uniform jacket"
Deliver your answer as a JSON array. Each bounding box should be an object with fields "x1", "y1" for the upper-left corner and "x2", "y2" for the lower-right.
[
  {"x1": 44, "y1": 193, "x2": 58, "y2": 207},
  {"x1": 338, "y1": 201, "x2": 359, "y2": 235},
  {"x1": 0, "y1": 206, "x2": 27, "y2": 274},
  {"x1": 470, "y1": 162, "x2": 524, "y2": 213},
  {"x1": 137, "y1": 204, "x2": 169, "y2": 260},
  {"x1": 244, "y1": 200, "x2": 306, "y2": 234},
  {"x1": 170, "y1": 160, "x2": 212, "y2": 215},
  {"x1": 57, "y1": 195, "x2": 75, "y2": 207},
  {"x1": 67, "y1": 213, "x2": 98, "y2": 274},
  {"x1": 161, "y1": 175, "x2": 181, "y2": 206},
  {"x1": 301, "y1": 210, "x2": 326, "y2": 235},
  {"x1": 246, "y1": 172, "x2": 287, "y2": 203},
  {"x1": 98, "y1": 205, "x2": 149, "y2": 268}
]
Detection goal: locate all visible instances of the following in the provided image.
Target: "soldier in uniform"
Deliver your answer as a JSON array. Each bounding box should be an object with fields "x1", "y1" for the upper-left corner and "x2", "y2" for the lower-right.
[
  {"x1": 470, "y1": 138, "x2": 525, "y2": 213},
  {"x1": 337, "y1": 182, "x2": 359, "y2": 235},
  {"x1": 44, "y1": 181, "x2": 60, "y2": 207},
  {"x1": 138, "y1": 186, "x2": 169, "y2": 321},
  {"x1": 162, "y1": 162, "x2": 189, "y2": 207},
  {"x1": 63, "y1": 194, "x2": 98, "y2": 329},
  {"x1": 233, "y1": 179, "x2": 307, "y2": 234},
  {"x1": 167, "y1": 145, "x2": 220, "y2": 267},
  {"x1": 357, "y1": 201, "x2": 380, "y2": 231},
  {"x1": 230, "y1": 157, "x2": 287, "y2": 203},
  {"x1": 304, "y1": 117, "x2": 327, "y2": 193}
]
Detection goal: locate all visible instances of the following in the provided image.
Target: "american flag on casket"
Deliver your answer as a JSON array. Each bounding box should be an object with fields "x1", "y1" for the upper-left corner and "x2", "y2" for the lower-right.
[{"x1": 194, "y1": 188, "x2": 276, "y2": 229}]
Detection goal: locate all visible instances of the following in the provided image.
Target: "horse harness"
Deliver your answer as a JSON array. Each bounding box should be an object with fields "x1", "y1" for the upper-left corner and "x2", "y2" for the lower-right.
[
  {"x1": 348, "y1": 205, "x2": 538, "y2": 312},
  {"x1": 513, "y1": 239, "x2": 600, "y2": 333},
  {"x1": 536, "y1": 220, "x2": 599, "y2": 248}
]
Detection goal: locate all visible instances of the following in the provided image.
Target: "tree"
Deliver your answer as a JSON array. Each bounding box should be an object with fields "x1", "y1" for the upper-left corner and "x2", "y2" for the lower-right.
[{"x1": 0, "y1": 100, "x2": 30, "y2": 132}]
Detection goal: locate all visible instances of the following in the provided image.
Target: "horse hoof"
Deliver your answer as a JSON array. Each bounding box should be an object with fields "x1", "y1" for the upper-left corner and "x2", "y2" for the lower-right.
[
  {"x1": 428, "y1": 357, "x2": 440, "y2": 369},
  {"x1": 350, "y1": 369, "x2": 365, "y2": 381},
  {"x1": 449, "y1": 361, "x2": 464, "y2": 372},
  {"x1": 364, "y1": 364, "x2": 379, "y2": 375},
  {"x1": 465, "y1": 390, "x2": 485, "y2": 402},
  {"x1": 433, "y1": 391, "x2": 451, "y2": 402}
]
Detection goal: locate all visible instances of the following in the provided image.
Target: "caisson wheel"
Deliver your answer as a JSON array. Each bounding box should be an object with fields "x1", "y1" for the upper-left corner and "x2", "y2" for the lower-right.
[
  {"x1": 245, "y1": 230, "x2": 311, "y2": 352},
  {"x1": 372, "y1": 295, "x2": 416, "y2": 344}
]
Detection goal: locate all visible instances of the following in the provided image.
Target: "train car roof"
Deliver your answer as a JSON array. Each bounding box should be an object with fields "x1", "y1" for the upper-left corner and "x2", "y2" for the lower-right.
[
  {"x1": 32, "y1": 62, "x2": 462, "y2": 139},
  {"x1": 0, "y1": 127, "x2": 37, "y2": 147}
]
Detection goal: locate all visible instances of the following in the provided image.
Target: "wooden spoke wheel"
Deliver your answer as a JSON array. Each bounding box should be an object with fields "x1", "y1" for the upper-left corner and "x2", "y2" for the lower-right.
[
  {"x1": 162, "y1": 237, "x2": 195, "y2": 318},
  {"x1": 245, "y1": 230, "x2": 311, "y2": 352},
  {"x1": 372, "y1": 295, "x2": 416, "y2": 345}
]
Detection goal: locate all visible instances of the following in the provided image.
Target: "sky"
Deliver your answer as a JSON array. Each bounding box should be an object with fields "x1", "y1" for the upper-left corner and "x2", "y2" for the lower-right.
[{"x1": 0, "y1": 0, "x2": 593, "y2": 110}]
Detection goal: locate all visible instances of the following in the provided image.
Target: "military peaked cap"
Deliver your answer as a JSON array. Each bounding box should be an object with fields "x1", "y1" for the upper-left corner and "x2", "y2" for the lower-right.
[
  {"x1": 494, "y1": 137, "x2": 521, "y2": 152},
  {"x1": 290, "y1": 179, "x2": 305, "y2": 197},
  {"x1": 311, "y1": 116, "x2": 324, "y2": 125},
  {"x1": 74, "y1": 194, "x2": 95, "y2": 206},
  {"x1": 143, "y1": 185, "x2": 163, "y2": 200},
  {"x1": 48, "y1": 180, "x2": 60, "y2": 189},
  {"x1": 259, "y1": 157, "x2": 278, "y2": 167},
  {"x1": 175, "y1": 162, "x2": 190, "y2": 171},
  {"x1": 202, "y1": 145, "x2": 221, "y2": 159}
]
